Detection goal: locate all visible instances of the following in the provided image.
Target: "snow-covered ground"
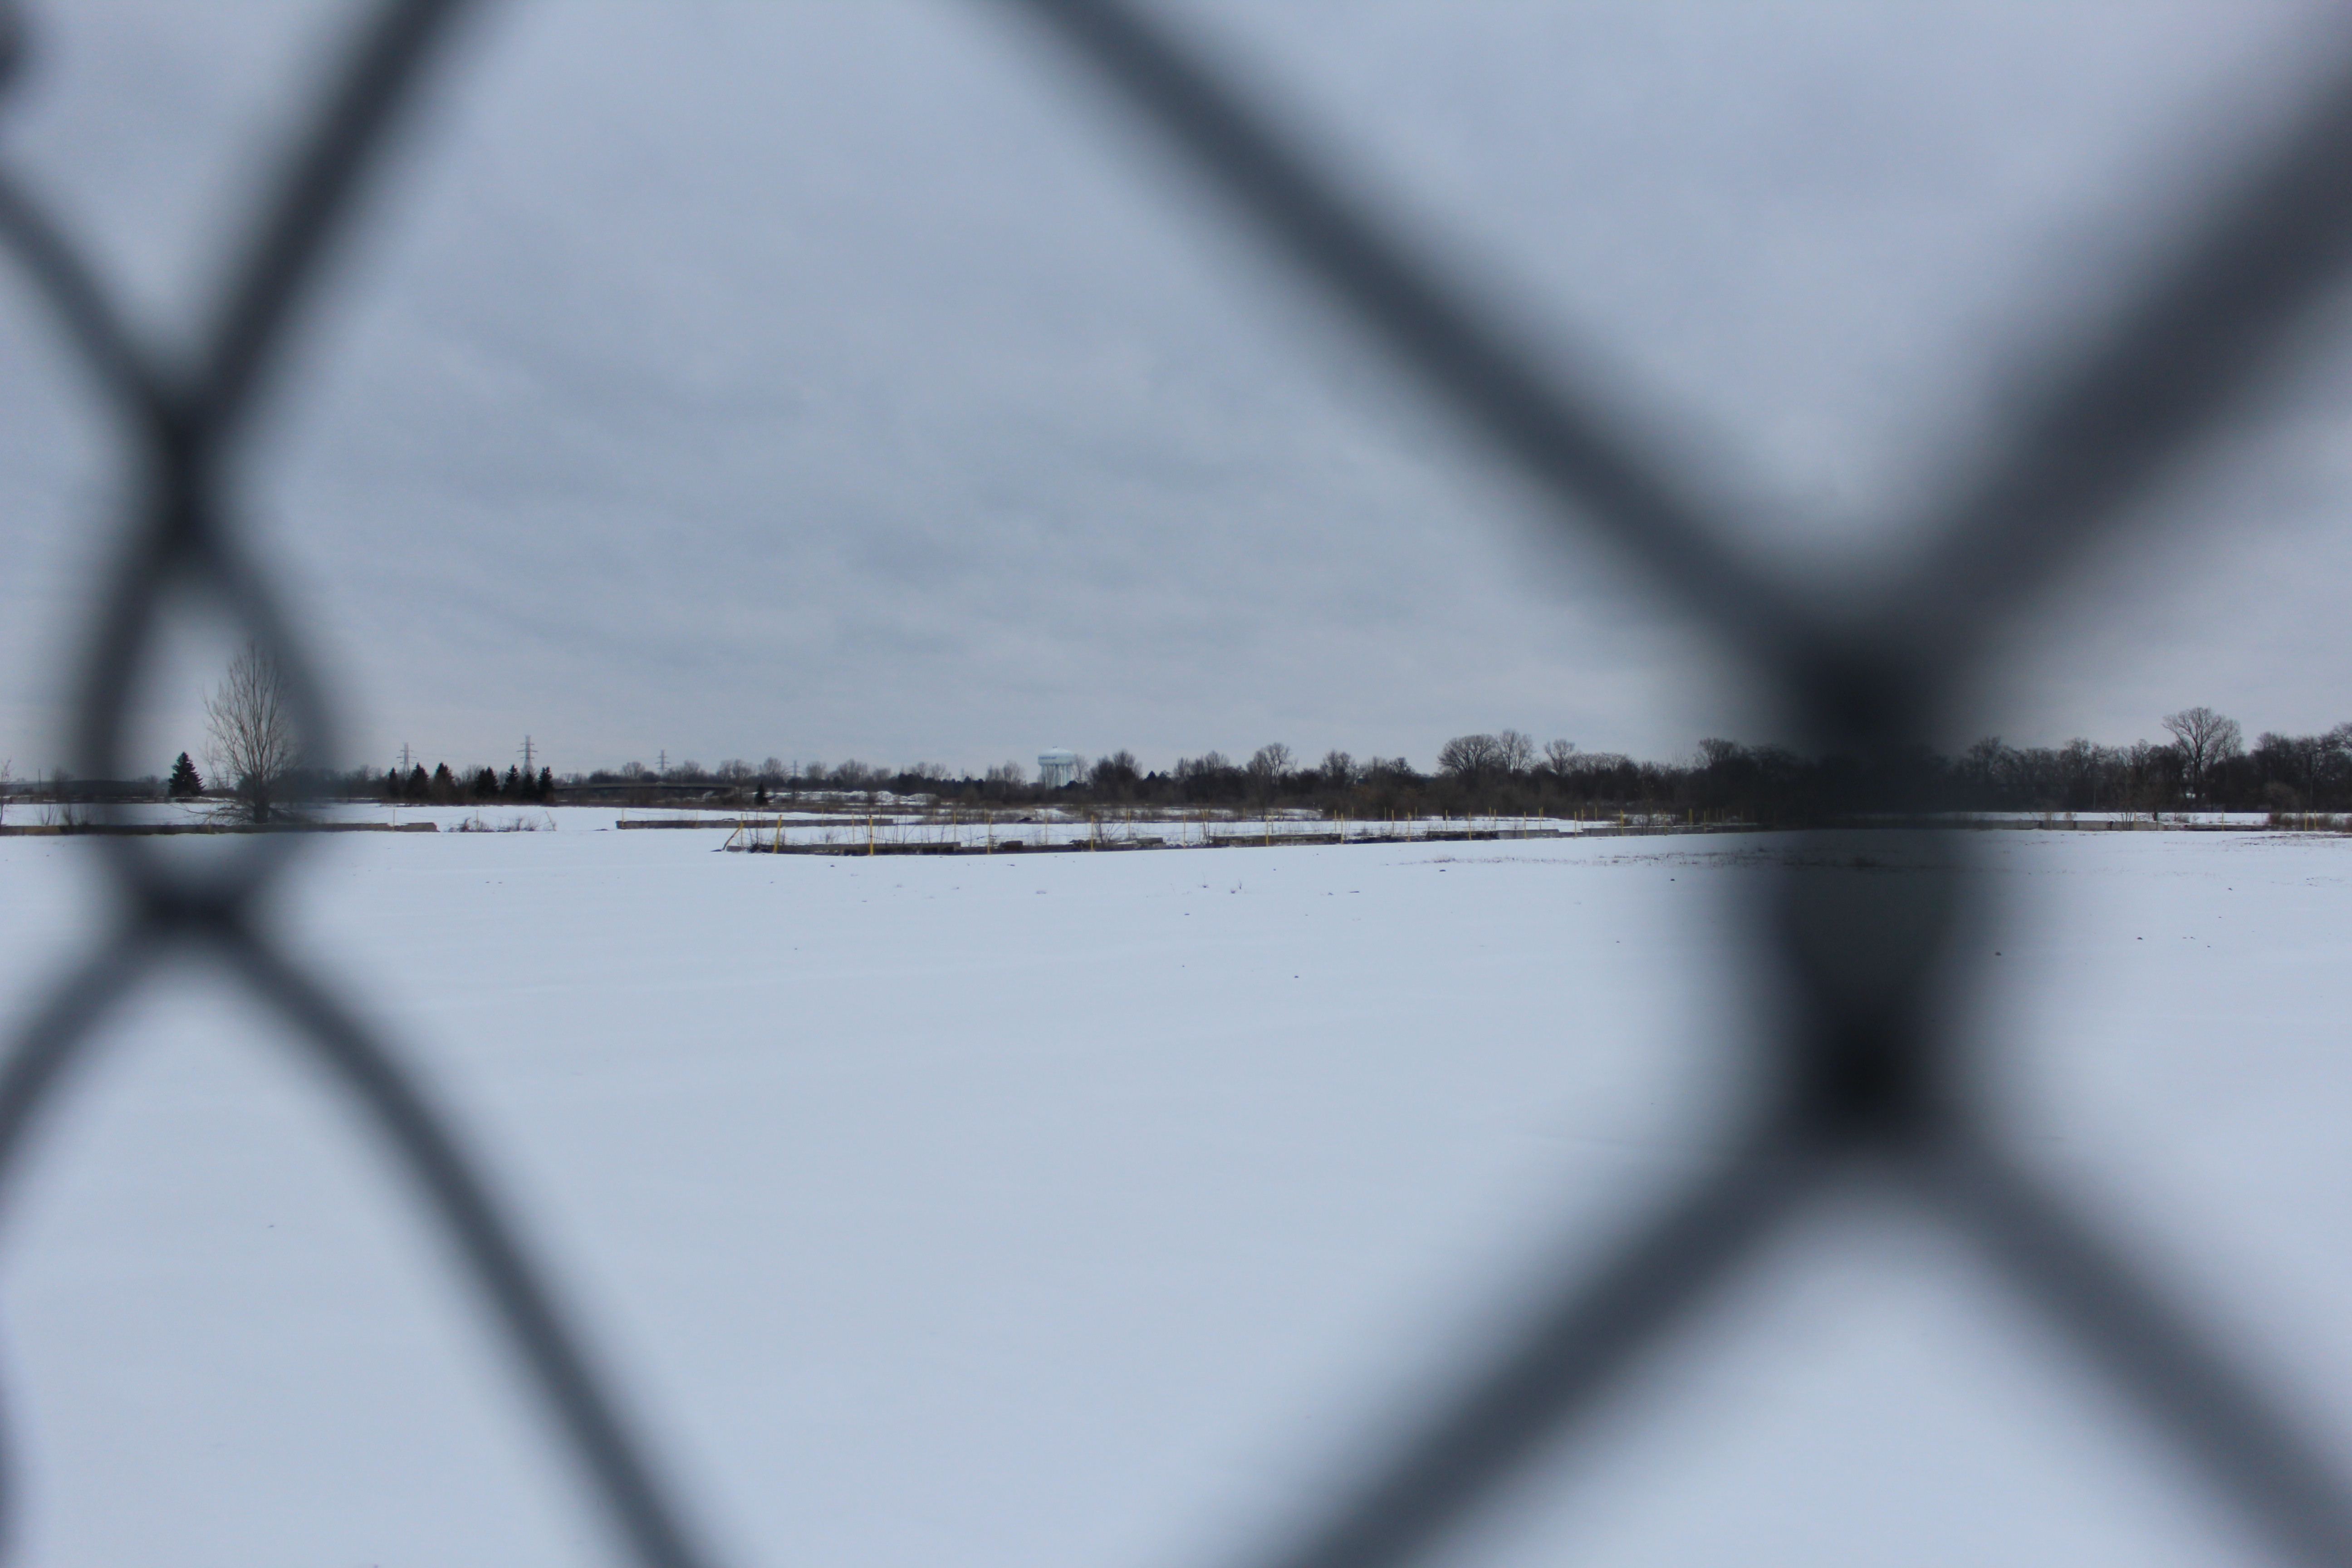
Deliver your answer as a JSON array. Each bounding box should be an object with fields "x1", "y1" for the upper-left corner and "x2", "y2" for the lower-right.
[
  {"x1": 0, "y1": 800, "x2": 1658, "y2": 845},
  {"x1": 713, "y1": 810, "x2": 1602, "y2": 851},
  {"x1": 0, "y1": 828, "x2": 2347, "y2": 1566},
  {"x1": 1931, "y1": 809, "x2": 2283, "y2": 826}
]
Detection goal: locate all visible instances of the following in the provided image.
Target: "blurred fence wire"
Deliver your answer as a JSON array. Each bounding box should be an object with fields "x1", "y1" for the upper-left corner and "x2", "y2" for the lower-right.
[{"x1": 5, "y1": 1, "x2": 2352, "y2": 1564}]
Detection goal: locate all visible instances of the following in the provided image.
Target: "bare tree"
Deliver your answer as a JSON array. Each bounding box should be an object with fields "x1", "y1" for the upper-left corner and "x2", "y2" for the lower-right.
[
  {"x1": 1961, "y1": 736, "x2": 2017, "y2": 801},
  {"x1": 2162, "y1": 706, "x2": 2243, "y2": 805},
  {"x1": 1247, "y1": 743, "x2": 1293, "y2": 799},
  {"x1": 204, "y1": 640, "x2": 301, "y2": 823},
  {"x1": 2057, "y1": 737, "x2": 2104, "y2": 809},
  {"x1": 1437, "y1": 734, "x2": 1504, "y2": 780},
  {"x1": 1089, "y1": 750, "x2": 1140, "y2": 797},
  {"x1": 1495, "y1": 728, "x2": 1535, "y2": 774},
  {"x1": 1541, "y1": 738, "x2": 1578, "y2": 775}
]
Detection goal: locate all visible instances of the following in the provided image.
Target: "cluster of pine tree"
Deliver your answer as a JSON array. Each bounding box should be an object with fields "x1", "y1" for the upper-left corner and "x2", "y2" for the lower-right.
[{"x1": 379, "y1": 762, "x2": 554, "y2": 804}]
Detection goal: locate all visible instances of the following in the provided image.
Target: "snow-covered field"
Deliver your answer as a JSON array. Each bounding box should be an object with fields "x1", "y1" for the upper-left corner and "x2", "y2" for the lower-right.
[
  {"x1": 3, "y1": 799, "x2": 1650, "y2": 847},
  {"x1": 0, "y1": 800, "x2": 1656, "y2": 847},
  {"x1": 0, "y1": 828, "x2": 2347, "y2": 1566}
]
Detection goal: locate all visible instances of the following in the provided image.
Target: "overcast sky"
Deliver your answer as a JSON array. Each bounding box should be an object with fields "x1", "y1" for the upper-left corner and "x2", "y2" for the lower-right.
[{"x1": 3, "y1": 0, "x2": 2349, "y2": 780}]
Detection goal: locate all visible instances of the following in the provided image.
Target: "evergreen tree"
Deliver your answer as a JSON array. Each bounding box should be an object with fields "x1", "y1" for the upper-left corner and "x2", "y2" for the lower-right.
[
  {"x1": 167, "y1": 752, "x2": 203, "y2": 799},
  {"x1": 471, "y1": 766, "x2": 499, "y2": 799},
  {"x1": 537, "y1": 766, "x2": 554, "y2": 802},
  {"x1": 430, "y1": 762, "x2": 456, "y2": 803},
  {"x1": 503, "y1": 764, "x2": 521, "y2": 798},
  {"x1": 406, "y1": 764, "x2": 430, "y2": 801}
]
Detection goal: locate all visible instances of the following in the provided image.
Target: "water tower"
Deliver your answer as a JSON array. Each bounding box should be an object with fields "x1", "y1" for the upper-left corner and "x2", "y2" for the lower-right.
[{"x1": 1038, "y1": 749, "x2": 1079, "y2": 789}]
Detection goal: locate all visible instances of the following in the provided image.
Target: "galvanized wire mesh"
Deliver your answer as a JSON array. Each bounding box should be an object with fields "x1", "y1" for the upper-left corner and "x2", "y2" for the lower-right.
[{"x1": 5, "y1": 1, "x2": 2352, "y2": 1564}]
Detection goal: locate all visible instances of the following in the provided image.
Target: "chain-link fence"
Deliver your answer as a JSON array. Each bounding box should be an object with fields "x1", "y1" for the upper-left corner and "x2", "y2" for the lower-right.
[{"x1": 5, "y1": 2, "x2": 2352, "y2": 1564}]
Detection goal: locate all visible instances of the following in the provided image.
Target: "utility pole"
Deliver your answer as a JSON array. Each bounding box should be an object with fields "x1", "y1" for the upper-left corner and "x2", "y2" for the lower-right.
[
  {"x1": 399, "y1": 742, "x2": 411, "y2": 771},
  {"x1": 658, "y1": 748, "x2": 667, "y2": 777},
  {"x1": 519, "y1": 735, "x2": 535, "y2": 775}
]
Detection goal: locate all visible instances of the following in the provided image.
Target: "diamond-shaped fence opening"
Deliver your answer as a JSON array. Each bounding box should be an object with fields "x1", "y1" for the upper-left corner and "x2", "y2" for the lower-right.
[{"x1": 5, "y1": 3, "x2": 2352, "y2": 1566}]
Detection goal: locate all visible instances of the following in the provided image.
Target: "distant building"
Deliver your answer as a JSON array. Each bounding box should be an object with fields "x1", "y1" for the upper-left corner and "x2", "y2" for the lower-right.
[{"x1": 1038, "y1": 749, "x2": 1079, "y2": 789}]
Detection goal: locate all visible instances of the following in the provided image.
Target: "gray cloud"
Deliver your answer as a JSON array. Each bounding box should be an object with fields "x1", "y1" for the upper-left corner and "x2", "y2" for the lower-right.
[{"x1": 2, "y1": 0, "x2": 2347, "y2": 780}]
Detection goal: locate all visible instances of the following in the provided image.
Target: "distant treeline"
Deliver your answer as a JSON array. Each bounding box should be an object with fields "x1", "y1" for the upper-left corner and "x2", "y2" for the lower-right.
[
  {"x1": 507, "y1": 707, "x2": 2352, "y2": 825},
  {"x1": 34, "y1": 708, "x2": 2334, "y2": 826}
]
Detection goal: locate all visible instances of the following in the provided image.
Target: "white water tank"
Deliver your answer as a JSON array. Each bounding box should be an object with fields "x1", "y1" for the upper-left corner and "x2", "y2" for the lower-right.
[{"x1": 1038, "y1": 749, "x2": 1079, "y2": 789}]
